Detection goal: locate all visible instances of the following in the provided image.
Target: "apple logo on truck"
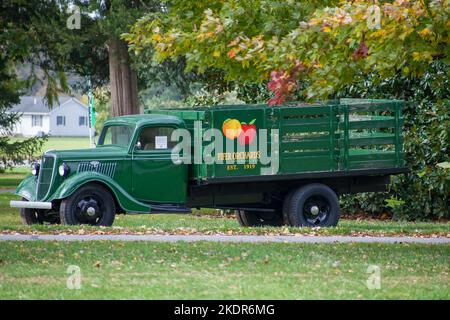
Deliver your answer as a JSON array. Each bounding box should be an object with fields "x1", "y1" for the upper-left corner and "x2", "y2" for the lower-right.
[{"x1": 222, "y1": 118, "x2": 256, "y2": 145}]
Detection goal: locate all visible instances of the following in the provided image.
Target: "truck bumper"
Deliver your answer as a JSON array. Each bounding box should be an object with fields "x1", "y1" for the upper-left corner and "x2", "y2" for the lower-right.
[{"x1": 10, "y1": 200, "x2": 52, "y2": 210}]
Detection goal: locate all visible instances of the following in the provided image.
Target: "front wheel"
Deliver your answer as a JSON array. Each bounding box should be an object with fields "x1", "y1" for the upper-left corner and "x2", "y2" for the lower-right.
[
  {"x1": 59, "y1": 184, "x2": 116, "y2": 226},
  {"x1": 286, "y1": 183, "x2": 340, "y2": 227},
  {"x1": 20, "y1": 198, "x2": 60, "y2": 225},
  {"x1": 235, "y1": 209, "x2": 284, "y2": 227}
]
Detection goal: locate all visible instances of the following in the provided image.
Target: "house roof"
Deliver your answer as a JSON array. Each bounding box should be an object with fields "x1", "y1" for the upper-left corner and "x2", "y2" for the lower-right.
[{"x1": 9, "y1": 96, "x2": 87, "y2": 114}]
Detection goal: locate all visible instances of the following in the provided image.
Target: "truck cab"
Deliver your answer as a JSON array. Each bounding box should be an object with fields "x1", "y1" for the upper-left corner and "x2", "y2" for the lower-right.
[{"x1": 11, "y1": 114, "x2": 189, "y2": 226}]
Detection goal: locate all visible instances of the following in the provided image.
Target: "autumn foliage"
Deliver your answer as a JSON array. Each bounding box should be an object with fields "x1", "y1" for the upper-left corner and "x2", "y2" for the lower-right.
[
  {"x1": 267, "y1": 61, "x2": 304, "y2": 106},
  {"x1": 125, "y1": 0, "x2": 449, "y2": 103}
]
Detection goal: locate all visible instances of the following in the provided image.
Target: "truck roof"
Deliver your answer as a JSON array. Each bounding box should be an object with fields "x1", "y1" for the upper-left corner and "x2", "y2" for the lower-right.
[{"x1": 104, "y1": 114, "x2": 185, "y2": 127}]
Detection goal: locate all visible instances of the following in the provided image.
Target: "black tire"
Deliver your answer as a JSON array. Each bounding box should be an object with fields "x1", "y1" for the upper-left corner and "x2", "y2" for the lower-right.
[
  {"x1": 20, "y1": 198, "x2": 60, "y2": 225},
  {"x1": 235, "y1": 209, "x2": 284, "y2": 227},
  {"x1": 287, "y1": 183, "x2": 340, "y2": 227},
  {"x1": 60, "y1": 183, "x2": 116, "y2": 226},
  {"x1": 282, "y1": 191, "x2": 295, "y2": 226}
]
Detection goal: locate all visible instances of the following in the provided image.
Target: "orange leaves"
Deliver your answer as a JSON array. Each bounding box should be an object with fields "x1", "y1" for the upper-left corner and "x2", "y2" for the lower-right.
[
  {"x1": 417, "y1": 27, "x2": 435, "y2": 41},
  {"x1": 226, "y1": 35, "x2": 265, "y2": 66},
  {"x1": 227, "y1": 48, "x2": 238, "y2": 58}
]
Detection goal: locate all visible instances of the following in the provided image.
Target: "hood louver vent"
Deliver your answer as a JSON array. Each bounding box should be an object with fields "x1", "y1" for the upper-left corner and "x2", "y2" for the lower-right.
[{"x1": 77, "y1": 161, "x2": 117, "y2": 179}]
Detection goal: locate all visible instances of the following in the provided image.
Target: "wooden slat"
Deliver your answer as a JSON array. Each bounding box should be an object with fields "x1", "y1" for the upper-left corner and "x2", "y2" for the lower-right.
[
  {"x1": 349, "y1": 159, "x2": 398, "y2": 169},
  {"x1": 282, "y1": 156, "x2": 334, "y2": 172},
  {"x1": 282, "y1": 150, "x2": 331, "y2": 157},
  {"x1": 347, "y1": 103, "x2": 397, "y2": 112},
  {"x1": 283, "y1": 123, "x2": 331, "y2": 134},
  {"x1": 348, "y1": 119, "x2": 396, "y2": 130},
  {"x1": 280, "y1": 106, "x2": 331, "y2": 117},
  {"x1": 348, "y1": 151, "x2": 398, "y2": 162},
  {"x1": 281, "y1": 139, "x2": 331, "y2": 151},
  {"x1": 348, "y1": 136, "x2": 397, "y2": 146},
  {"x1": 282, "y1": 117, "x2": 332, "y2": 126}
]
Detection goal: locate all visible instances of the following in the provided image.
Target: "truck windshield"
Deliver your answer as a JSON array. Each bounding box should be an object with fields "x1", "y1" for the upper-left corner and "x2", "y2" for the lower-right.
[{"x1": 99, "y1": 125, "x2": 134, "y2": 147}]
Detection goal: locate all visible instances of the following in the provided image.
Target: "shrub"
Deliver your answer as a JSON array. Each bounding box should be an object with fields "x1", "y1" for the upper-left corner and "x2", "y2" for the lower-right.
[{"x1": 338, "y1": 62, "x2": 449, "y2": 220}]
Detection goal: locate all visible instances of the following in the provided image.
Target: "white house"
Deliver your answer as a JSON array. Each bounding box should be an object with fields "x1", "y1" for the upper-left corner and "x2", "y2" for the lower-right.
[{"x1": 9, "y1": 96, "x2": 91, "y2": 137}]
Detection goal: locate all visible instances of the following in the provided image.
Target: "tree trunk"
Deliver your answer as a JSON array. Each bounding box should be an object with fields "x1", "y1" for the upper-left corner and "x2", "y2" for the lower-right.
[{"x1": 108, "y1": 37, "x2": 139, "y2": 116}]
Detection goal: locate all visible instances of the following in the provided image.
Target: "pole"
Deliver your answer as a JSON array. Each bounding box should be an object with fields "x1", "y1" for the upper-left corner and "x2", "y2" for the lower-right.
[{"x1": 87, "y1": 80, "x2": 96, "y2": 148}]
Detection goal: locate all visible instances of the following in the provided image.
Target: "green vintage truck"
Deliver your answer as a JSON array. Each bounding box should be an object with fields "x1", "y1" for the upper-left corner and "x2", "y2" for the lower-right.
[{"x1": 11, "y1": 98, "x2": 407, "y2": 227}]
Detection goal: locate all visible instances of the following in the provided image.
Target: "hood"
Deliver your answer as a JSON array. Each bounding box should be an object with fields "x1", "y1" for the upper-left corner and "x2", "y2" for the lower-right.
[{"x1": 44, "y1": 145, "x2": 128, "y2": 161}]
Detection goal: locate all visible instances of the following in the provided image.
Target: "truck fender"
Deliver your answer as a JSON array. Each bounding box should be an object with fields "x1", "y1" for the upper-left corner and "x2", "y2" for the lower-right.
[
  {"x1": 15, "y1": 174, "x2": 37, "y2": 201},
  {"x1": 50, "y1": 172, "x2": 150, "y2": 213}
]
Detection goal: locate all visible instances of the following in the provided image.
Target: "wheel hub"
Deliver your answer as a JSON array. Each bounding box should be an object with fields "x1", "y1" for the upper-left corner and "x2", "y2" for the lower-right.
[
  {"x1": 310, "y1": 205, "x2": 320, "y2": 215},
  {"x1": 86, "y1": 207, "x2": 96, "y2": 217},
  {"x1": 77, "y1": 199, "x2": 101, "y2": 221},
  {"x1": 303, "y1": 196, "x2": 330, "y2": 226}
]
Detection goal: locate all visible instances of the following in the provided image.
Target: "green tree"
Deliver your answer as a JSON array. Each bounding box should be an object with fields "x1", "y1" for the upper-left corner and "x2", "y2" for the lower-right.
[
  {"x1": 70, "y1": 1, "x2": 208, "y2": 116},
  {"x1": 67, "y1": 0, "x2": 164, "y2": 116},
  {"x1": 126, "y1": 0, "x2": 448, "y2": 102},
  {"x1": 0, "y1": 1, "x2": 72, "y2": 169}
]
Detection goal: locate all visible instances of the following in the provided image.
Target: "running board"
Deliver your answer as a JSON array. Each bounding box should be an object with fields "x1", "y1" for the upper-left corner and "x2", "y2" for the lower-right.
[
  {"x1": 214, "y1": 206, "x2": 276, "y2": 212},
  {"x1": 149, "y1": 204, "x2": 192, "y2": 214}
]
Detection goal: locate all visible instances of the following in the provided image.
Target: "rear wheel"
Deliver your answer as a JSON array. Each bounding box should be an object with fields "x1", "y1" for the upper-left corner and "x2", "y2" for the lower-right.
[
  {"x1": 282, "y1": 191, "x2": 295, "y2": 226},
  {"x1": 60, "y1": 184, "x2": 116, "y2": 226},
  {"x1": 20, "y1": 198, "x2": 60, "y2": 225},
  {"x1": 286, "y1": 183, "x2": 340, "y2": 227},
  {"x1": 235, "y1": 209, "x2": 284, "y2": 227}
]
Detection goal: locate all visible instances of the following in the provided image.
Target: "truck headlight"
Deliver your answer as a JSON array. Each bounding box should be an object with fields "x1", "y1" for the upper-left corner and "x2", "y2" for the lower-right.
[
  {"x1": 31, "y1": 162, "x2": 40, "y2": 176},
  {"x1": 58, "y1": 163, "x2": 70, "y2": 177}
]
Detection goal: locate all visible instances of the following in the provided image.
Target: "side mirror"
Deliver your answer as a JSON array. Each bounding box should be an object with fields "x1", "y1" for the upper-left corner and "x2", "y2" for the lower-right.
[{"x1": 135, "y1": 141, "x2": 142, "y2": 150}]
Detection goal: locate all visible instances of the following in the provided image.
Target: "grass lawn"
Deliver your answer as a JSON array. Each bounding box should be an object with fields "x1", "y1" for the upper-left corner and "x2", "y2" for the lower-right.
[
  {"x1": 0, "y1": 170, "x2": 28, "y2": 189},
  {"x1": 10, "y1": 136, "x2": 90, "y2": 156},
  {"x1": 0, "y1": 241, "x2": 448, "y2": 299},
  {"x1": 41, "y1": 136, "x2": 91, "y2": 152},
  {"x1": 0, "y1": 168, "x2": 448, "y2": 300}
]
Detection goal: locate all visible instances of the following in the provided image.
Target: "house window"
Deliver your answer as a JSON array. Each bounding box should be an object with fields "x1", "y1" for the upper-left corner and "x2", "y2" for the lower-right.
[
  {"x1": 31, "y1": 115, "x2": 43, "y2": 127},
  {"x1": 79, "y1": 116, "x2": 87, "y2": 126},
  {"x1": 57, "y1": 116, "x2": 66, "y2": 126}
]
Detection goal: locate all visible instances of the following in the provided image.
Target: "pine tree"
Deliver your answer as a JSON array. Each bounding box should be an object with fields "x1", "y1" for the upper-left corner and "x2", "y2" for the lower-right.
[{"x1": 0, "y1": 58, "x2": 46, "y2": 171}]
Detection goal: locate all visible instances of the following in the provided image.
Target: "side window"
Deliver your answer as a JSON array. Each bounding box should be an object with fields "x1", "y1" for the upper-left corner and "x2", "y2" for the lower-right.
[
  {"x1": 57, "y1": 116, "x2": 66, "y2": 126},
  {"x1": 137, "y1": 127, "x2": 176, "y2": 151},
  {"x1": 31, "y1": 115, "x2": 43, "y2": 127},
  {"x1": 79, "y1": 116, "x2": 87, "y2": 126}
]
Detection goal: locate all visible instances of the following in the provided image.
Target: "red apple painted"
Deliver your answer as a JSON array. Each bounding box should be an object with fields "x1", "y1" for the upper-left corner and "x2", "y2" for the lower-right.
[{"x1": 238, "y1": 119, "x2": 257, "y2": 145}]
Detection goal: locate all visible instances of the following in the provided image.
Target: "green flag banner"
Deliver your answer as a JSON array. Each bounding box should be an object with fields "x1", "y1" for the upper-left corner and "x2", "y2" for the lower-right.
[{"x1": 88, "y1": 92, "x2": 96, "y2": 127}]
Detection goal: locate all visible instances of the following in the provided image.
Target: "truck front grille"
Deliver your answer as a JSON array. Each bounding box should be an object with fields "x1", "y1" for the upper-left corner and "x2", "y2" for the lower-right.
[
  {"x1": 36, "y1": 155, "x2": 55, "y2": 200},
  {"x1": 77, "y1": 161, "x2": 116, "y2": 179}
]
